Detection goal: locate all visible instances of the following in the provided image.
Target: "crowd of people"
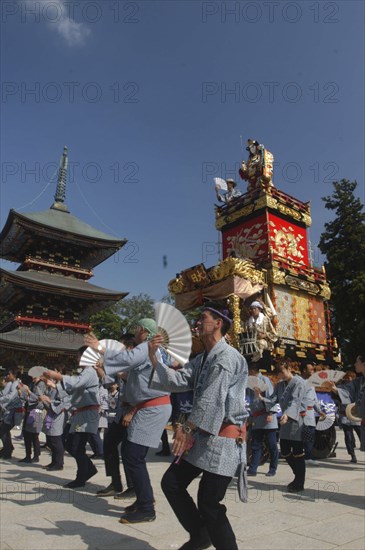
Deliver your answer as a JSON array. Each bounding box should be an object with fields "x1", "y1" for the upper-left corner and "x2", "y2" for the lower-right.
[{"x1": 1, "y1": 303, "x2": 364, "y2": 550}]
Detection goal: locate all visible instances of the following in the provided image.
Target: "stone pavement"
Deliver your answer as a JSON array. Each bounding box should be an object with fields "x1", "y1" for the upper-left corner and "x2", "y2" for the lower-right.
[{"x1": 0, "y1": 429, "x2": 364, "y2": 550}]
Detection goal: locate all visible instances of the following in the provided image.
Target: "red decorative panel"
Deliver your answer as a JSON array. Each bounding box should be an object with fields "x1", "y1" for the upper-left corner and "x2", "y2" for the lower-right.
[
  {"x1": 267, "y1": 213, "x2": 309, "y2": 266},
  {"x1": 222, "y1": 212, "x2": 309, "y2": 266},
  {"x1": 222, "y1": 214, "x2": 269, "y2": 260}
]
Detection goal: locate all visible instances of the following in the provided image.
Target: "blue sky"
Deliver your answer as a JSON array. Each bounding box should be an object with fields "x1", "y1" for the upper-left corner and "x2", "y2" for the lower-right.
[{"x1": 1, "y1": 0, "x2": 364, "y2": 301}]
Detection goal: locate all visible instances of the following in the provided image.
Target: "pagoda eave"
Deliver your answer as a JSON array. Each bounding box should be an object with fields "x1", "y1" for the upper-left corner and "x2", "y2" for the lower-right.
[
  {"x1": 0, "y1": 209, "x2": 127, "y2": 267},
  {"x1": 0, "y1": 326, "x2": 84, "y2": 354},
  {"x1": 0, "y1": 269, "x2": 127, "y2": 303}
]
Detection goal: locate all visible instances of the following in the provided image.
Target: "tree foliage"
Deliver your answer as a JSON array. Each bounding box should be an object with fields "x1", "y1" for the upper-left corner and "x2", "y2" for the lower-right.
[
  {"x1": 88, "y1": 306, "x2": 123, "y2": 340},
  {"x1": 89, "y1": 293, "x2": 155, "y2": 339},
  {"x1": 319, "y1": 179, "x2": 365, "y2": 364},
  {"x1": 116, "y1": 293, "x2": 155, "y2": 329}
]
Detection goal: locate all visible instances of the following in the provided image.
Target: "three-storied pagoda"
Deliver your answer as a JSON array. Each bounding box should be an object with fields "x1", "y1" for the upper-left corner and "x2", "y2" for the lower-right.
[
  {"x1": 0, "y1": 147, "x2": 127, "y2": 367},
  {"x1": 169, "y1": 139, "x2": 338, "y2": 366}
]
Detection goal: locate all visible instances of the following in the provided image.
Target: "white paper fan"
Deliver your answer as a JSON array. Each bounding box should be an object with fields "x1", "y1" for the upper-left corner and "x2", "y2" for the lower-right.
[
  {"x1": 28, "y1": 366, "x2": 47, "y2": 378},
  {"x1": 79, "y1": 339, "x2": 125, "y2": 367},
  {"x1": 154, "y1": 302, "x2": 192, "y2": 366},
  {"x1": 306, "y1": 370, "x2": 345, "y2": 388},
  {"x1": 214, "y1": 177, "x2": 228, "y2": 191},
  {"x1": 100, "y1": 339, "x2": 125, "y2": 354},
  {"x1": 316, "y1": 413, "x2": 335, "y2": 431},
  {"x1": 247, "y1": 376, "x2": 268, "y2": 393},
  {"x1": 79, "y1": 347, "x2": 100, "y2": 367}
]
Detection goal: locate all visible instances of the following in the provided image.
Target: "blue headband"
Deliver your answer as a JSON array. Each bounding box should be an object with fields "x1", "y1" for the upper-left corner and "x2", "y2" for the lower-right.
[{"x1": 204, "y1": 307, "x2": 233, "y2": 325}]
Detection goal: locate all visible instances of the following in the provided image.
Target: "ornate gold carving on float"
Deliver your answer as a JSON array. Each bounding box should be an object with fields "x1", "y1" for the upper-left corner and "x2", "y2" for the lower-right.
[
  {"x1": 302, "y1": 212, "x2": 312, "y2": 227},
  {"x1": 277, "y1": 204, "x2": 302, "y2": 221},
  {"x1": 168, "y1": 257, "x2": 265, "y2": 295},
  {"x1": 269, "y1": 268, "x2": 286, "y2": 285},
  {"x1": 227, "y1": 294, "x2": 241, "y2": 348},
  {"x1": 285, "y1": 275, "x2": 320, "y2": 294},
  {"x1": 168, "y1": 276, "x2": 185, "y2": 294},
  {"x1": 215, "y1": 204, "x2": 255, "y2": 229},
  {"x1": 319, "y1": 283, "x2": 331, "y2": 300},
  {"x1": 209, "y1": 257, "x2": 265, "y2": 284}
]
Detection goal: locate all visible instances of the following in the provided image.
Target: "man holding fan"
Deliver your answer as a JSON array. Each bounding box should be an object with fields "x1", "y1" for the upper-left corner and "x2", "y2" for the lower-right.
[
  {"x1": 84, "y1": 318, "x2": 171, "y2": 524},
  {"x1": 148, "y1": 302, "x2": 248, "y2": 550}
]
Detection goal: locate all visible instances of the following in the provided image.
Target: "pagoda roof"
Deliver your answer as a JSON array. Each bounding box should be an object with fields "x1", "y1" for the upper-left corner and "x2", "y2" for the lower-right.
[
  {"x1": 0, "y1": 208, "x2": 127, "y2": 267},
  {"x1": 0, "y1": 268, "x2": 127, "y2": 315},
  {"x1": 0, "y1": 326, "x2": 84, "y2": 353}
]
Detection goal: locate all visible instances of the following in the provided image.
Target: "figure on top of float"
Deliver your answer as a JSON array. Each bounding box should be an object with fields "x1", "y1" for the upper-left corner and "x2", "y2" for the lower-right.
[{"x1": 239, "y1": 139, "x2": 275, "y2": 194}]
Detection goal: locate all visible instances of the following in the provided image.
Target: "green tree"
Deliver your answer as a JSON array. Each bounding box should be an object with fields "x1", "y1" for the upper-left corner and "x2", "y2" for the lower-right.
[
  {"x1": 116, "y1": 293, "x2": 155, "y2": 329},
  {"x1": 319, "y1": 179, "x2": 365, "y2": 365},
  {"x1": 89, "y1": 306, "x2": 123, "y2": 340},
  {"x1": 89, "y1": 293, "x2": 155, "y2": 339}
]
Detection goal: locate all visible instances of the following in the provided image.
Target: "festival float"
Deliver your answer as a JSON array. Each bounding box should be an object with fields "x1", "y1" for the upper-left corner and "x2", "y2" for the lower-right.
[
  {"x1": 168, "y1": 138, "x2": 340, "y2": 458},
  {"x1": 169, "y1": 138, "x2": 339, "y2": 367}
]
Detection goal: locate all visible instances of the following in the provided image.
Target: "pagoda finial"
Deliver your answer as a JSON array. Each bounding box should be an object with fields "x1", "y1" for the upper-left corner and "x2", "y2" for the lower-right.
[{"x1": 51, "y1": 146, "x2": 70, "y2": 212}]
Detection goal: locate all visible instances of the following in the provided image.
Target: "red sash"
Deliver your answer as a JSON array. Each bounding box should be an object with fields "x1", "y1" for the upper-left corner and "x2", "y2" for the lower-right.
[{"x1": 136, "y1": 395, "x2": 171, "y2": 410}]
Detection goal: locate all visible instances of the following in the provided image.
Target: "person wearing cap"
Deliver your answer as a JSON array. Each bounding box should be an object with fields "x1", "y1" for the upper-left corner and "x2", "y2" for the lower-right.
[
  {"x1": 0, "y1": 367, "x2": 23, "y2": 459},
  {"x1": 246, "y1": 300, "x2": 277, "y2": 363},
  {"x1": 148, "y1": 303, "x2": 248, "y2": 550},
  {"x1": 216, "y1": 178, "x2": 242, "y2": 204},
  {"x1": 84, "y1": 318, "x2": 171, "y2": 524}
]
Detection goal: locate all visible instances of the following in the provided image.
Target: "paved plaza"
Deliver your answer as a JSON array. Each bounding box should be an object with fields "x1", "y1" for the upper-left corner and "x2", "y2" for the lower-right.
[{"x1": 0, "y1": 429, "x2": 364, "y2": 550}]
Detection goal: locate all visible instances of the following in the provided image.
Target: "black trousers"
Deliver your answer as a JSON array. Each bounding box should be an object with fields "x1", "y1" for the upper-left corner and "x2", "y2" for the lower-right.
[
  {"x1": 161, "y1": 459, "x2": 238, "y2": 550},
  {"x1": 47, "y1": 435, "x2": 65, "y2": 467},
  {"x1": 121, "y1": 440, "x2": 154, "y2": 512},
  {"x1": 88, "y1": 429, "x2": 104, "y2": 457},
  {"x1": 0, "y1": 423, "x2": 14, "y2": 456},
  {"x1": 303, "y1": 426, "x2": 316, "y2": 459},
  {"x1": 23, "y1": 431, "x2": 41, "y2": 459},
  {"x1": 280, "y1": 438, "x2": 306, "y2": 489},
  {"x1": 343, "y1": 425, "x2": 361, "y2": 455},
  {"x1": 103, "y1": 421, "x2": 133, "y2": 491},
  {"x1": 65, "y1": 432, "x2": 95, "y2": 482}
]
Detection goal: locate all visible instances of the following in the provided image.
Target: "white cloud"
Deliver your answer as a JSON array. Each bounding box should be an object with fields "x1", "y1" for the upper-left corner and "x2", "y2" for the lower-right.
[{"x1": 22, "y1": 0, "x2": 92, "y2": 47}]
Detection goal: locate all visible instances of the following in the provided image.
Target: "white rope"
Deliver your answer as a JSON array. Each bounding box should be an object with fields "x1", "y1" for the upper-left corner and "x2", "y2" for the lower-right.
[
  {"x1": 15, "y1": 167, "x2": 59, "y2": 211},
  {"x1": 74, "y1": 178, "x2": 121, "y2": 237}
]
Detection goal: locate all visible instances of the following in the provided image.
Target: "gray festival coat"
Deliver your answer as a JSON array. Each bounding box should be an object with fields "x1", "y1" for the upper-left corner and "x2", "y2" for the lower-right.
[
  {"x1": 21, "y1": 381, "x2": 47, "y2": 434},
  {"x1": 43, "y1": 388, "x2": 71, "y2": 437},
  {"x1": 103, "y1": 342, "x2": 171, "y2": 448},
  {"x1": 57, "y1": 367, "x2": 100, "y2": 434},
  {"x1": 0, "y1": 380, "x2": 23, "y2": 426},
  {"x1": 248, "y1": 374, "x2": 278, "y2": 430},
  {"x1": 150, "y1": 337, "x2": 248, "y2": 477},
  {"x1": 263, "y1": 375, "x2": 306, "y2": 441}
]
